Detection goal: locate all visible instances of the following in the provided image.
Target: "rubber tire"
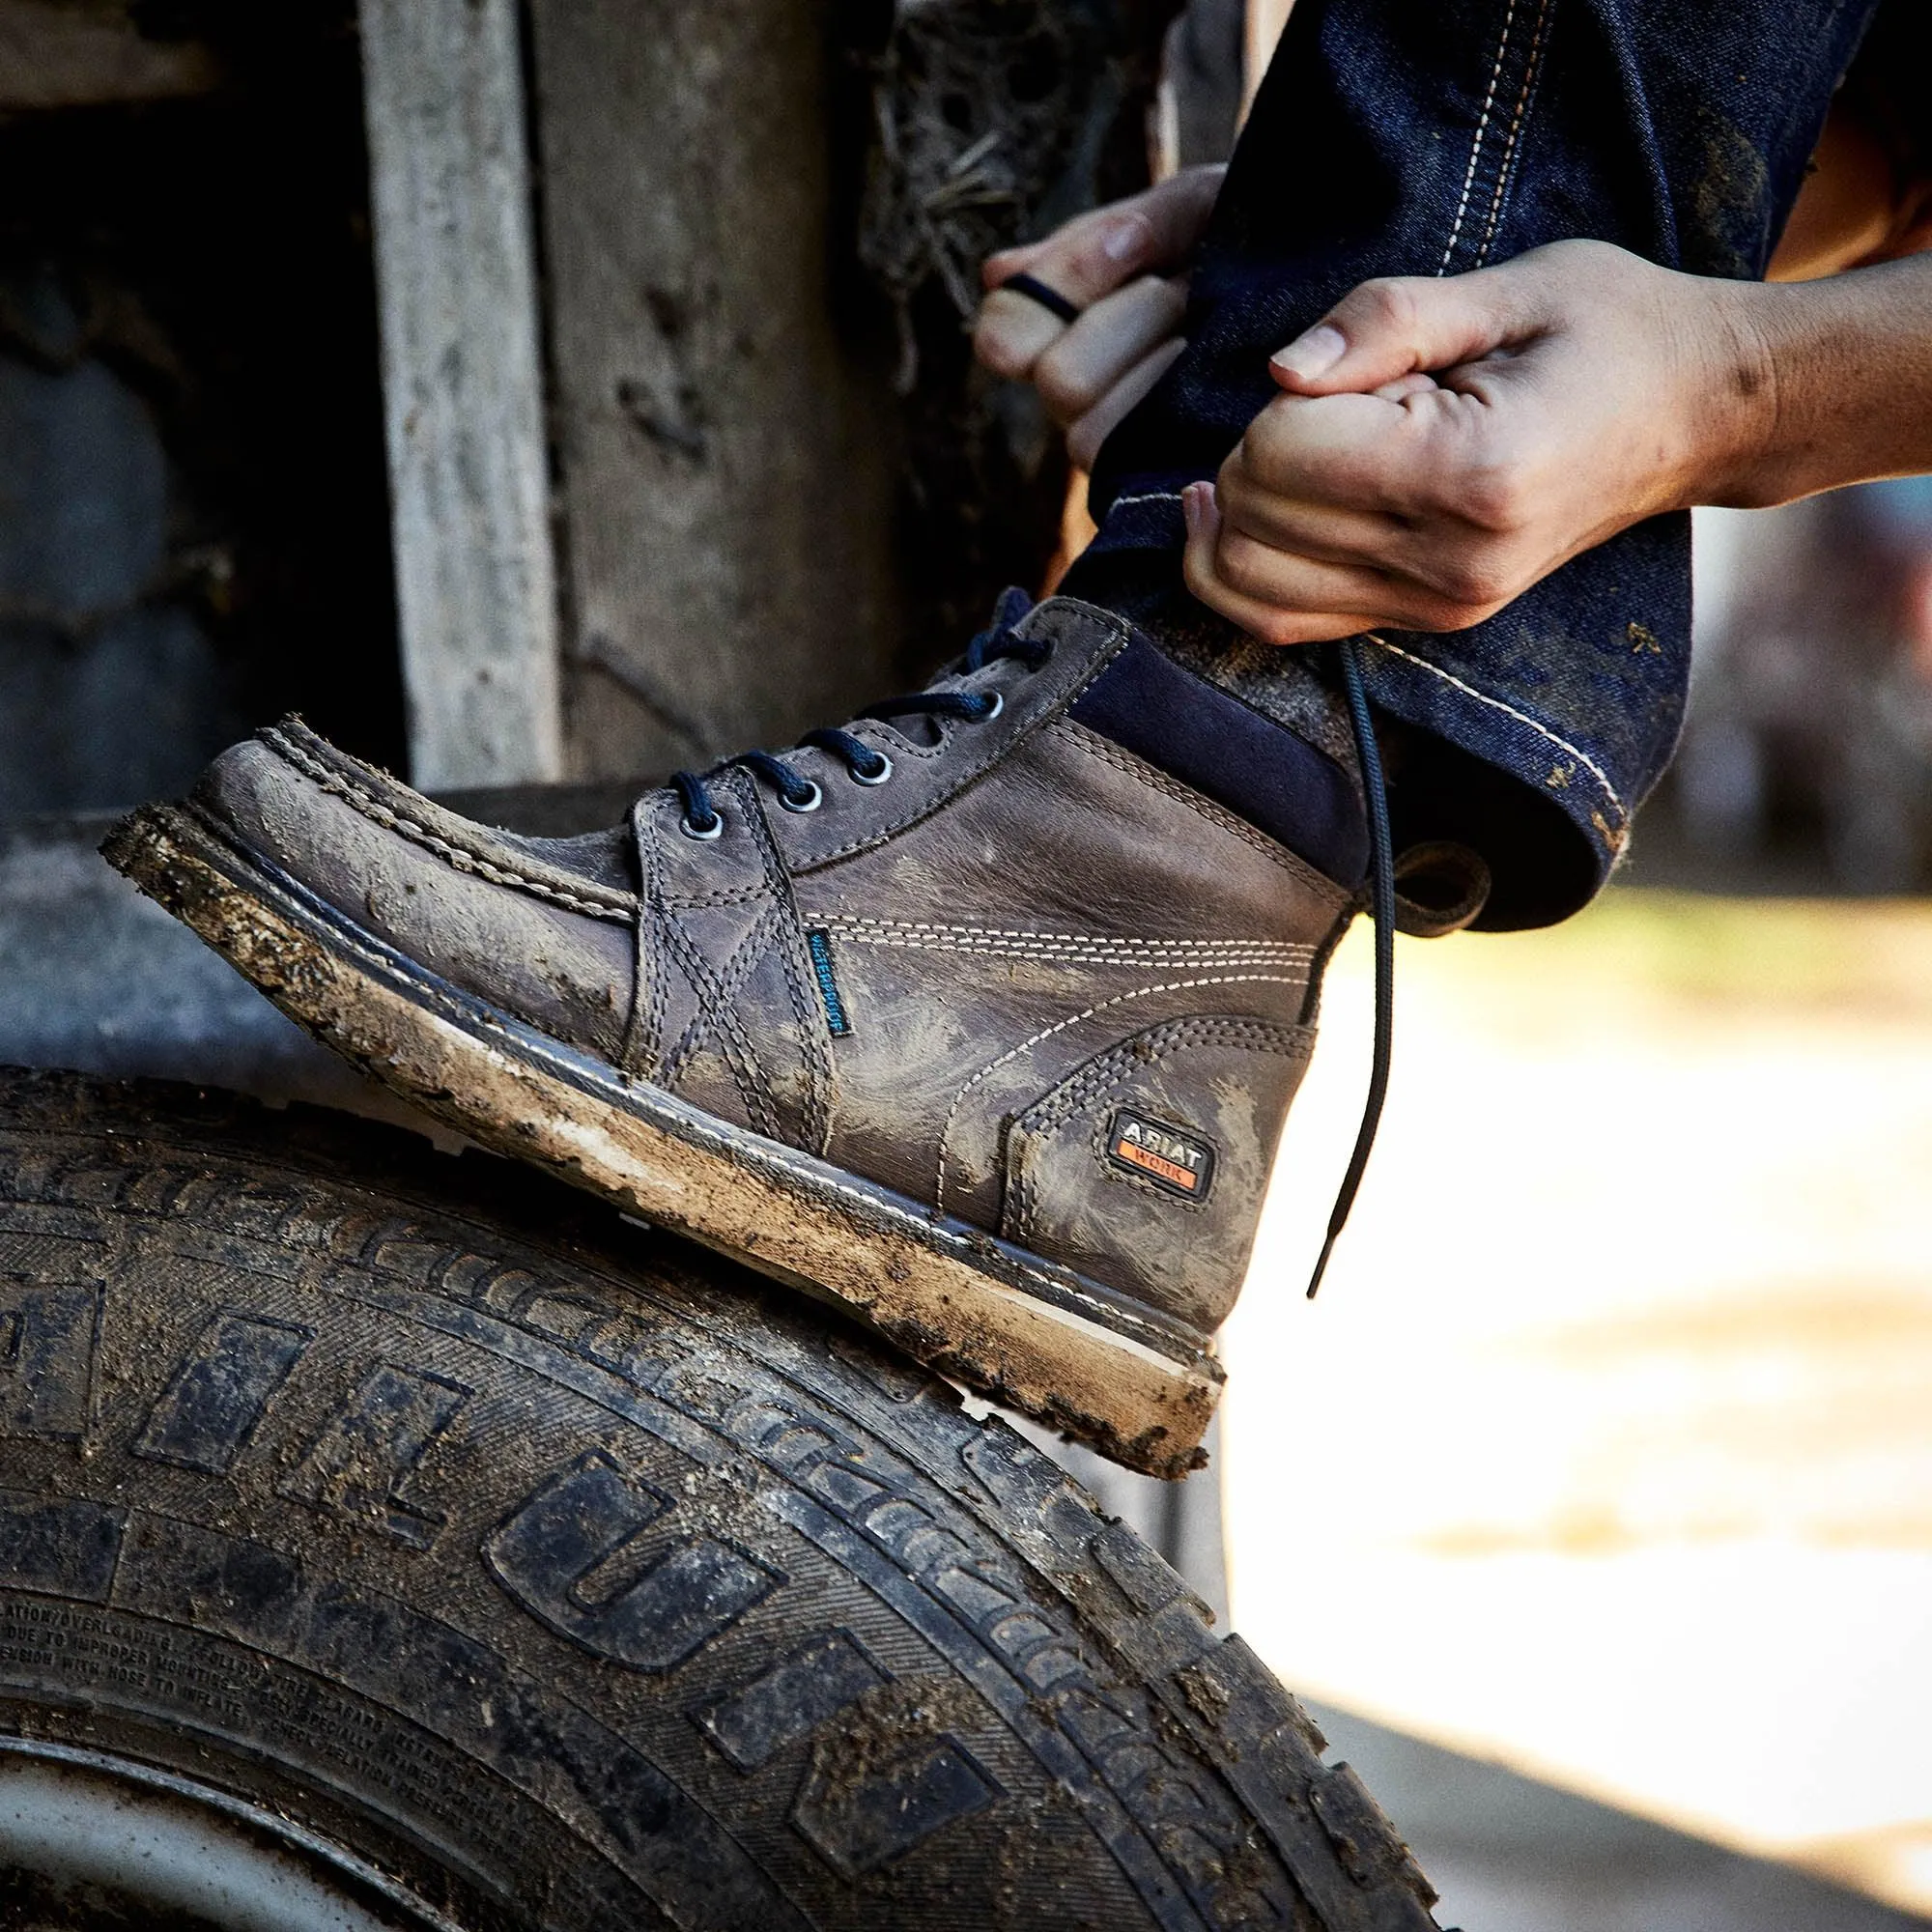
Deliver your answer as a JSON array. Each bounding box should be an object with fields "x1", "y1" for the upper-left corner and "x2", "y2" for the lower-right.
[{"x1": 0, "y1": 1069, "x2": 1440, "y2": 1931}]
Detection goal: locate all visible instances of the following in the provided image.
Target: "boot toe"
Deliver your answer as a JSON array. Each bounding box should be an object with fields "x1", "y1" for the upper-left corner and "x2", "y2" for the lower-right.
[{"x1": 189, "y1": 726, "x2": 639, "y2": 1061}]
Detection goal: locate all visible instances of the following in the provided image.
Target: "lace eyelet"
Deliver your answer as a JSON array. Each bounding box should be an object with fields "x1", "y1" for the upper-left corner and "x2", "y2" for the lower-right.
[
  {"x1": 780, "y1": 781, "x2": 823, "y2": 814},
  {"x1": 975, "y1": 690, "x2": 1005, "y2": 722},
  {"x1": 851, "y1": 753, "x2": 893, "y2": 786},
  {"x1": 681, "y1": 811, "x2": 724, "y2": 841}
]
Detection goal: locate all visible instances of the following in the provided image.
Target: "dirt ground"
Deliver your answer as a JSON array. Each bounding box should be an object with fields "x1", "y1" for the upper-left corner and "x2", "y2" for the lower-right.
[{"x1": 1225, "y1": 889, "x2": 1932, "y2": 1919}]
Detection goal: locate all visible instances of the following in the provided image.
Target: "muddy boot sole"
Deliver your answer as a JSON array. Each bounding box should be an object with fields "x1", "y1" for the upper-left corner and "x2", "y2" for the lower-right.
[{"x1": 104, "y1": 802, "x2": 1223, "y2": 1477}]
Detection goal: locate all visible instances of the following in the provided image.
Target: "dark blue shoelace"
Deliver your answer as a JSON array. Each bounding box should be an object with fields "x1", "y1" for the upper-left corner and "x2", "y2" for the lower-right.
[
  {"x1": 1306, "y1": 636, "x2": 1394, "y2": 1298},
  {"x1": 668, "y1": 587, "x2": 1047, "y2": 836}
]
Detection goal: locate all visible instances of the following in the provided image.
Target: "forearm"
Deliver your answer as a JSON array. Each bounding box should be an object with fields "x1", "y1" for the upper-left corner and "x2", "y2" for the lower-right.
[{"x1": 1710, "y1": 254, "x2": 1932, "y2": 509}]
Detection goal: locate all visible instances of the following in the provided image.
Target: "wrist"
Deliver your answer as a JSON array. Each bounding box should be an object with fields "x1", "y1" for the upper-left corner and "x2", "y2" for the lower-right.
[{"x1": 1669, "y1": 274, "x2": 1787, "y2": 510}]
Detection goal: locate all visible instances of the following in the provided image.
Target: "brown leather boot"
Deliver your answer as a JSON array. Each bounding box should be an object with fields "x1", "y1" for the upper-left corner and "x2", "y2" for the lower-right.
[{"x1": 105, "y1": 596, "x2": 1477, "y2": 1475}]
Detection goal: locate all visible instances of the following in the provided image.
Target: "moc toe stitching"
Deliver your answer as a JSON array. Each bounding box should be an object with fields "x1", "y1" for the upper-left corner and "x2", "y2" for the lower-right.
[{"x1": 258, "y1": 724, "x2": 637, "y2": 923}]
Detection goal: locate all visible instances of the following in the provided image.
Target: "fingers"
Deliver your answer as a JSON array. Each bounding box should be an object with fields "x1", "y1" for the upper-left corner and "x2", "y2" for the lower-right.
[
  {"x1": 976, "y1": 166, "x2": 1223, "y2": 382},
  {"x1": 1212, "y1": 460, "x2": 1412, "y2": 569},
  {"x1": 982, "y1": 165, "x2": 1223, "y2": 296},
  {"x1": 1267, "y1": 263, "x2": 1542, "y2": 397},
  {"x1": 1185, "y1": 451, "x2": 1519, "y2": 643},
  {"x1": 1066, "y1": 336, "x2": 1186, "y2": 470},
  {"x1": 1033, "y1": 276, "x2": 1188, "y2": 424},
  {"x1": 1181, "y1": 484, "x2": 1370, "y2": 645}
]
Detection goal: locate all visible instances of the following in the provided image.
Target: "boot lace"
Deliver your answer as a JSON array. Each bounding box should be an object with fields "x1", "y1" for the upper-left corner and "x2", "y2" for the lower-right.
[
  {"x1": 1306, "y1": 637, "x2": 1395, "y2": 1298},
  {"x1": 668, "y1": 587, "x2": 1046, "y2": 838}
]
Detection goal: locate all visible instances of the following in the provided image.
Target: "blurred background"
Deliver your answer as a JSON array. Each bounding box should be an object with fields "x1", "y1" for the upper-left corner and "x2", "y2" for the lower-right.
[{"x1": 2, "y1": 1, "x2": 1930, "y2": 1926}]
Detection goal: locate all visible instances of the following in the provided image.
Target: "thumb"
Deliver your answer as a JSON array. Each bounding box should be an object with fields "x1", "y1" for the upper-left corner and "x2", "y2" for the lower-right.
[{"x1": 1268, "y1": 269, "x2": 1535, "y2": 395}]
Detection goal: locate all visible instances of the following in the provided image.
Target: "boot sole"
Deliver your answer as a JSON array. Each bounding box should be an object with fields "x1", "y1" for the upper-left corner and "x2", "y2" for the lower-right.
[{"x1": 103, "y1": 802, "x2": 1223, "y2": 1478}]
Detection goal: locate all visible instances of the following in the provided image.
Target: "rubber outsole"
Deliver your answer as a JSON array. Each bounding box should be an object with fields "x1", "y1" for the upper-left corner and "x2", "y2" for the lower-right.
[{"x1": 102, "y1": 801, "x2": 1224, "y2": 1478}]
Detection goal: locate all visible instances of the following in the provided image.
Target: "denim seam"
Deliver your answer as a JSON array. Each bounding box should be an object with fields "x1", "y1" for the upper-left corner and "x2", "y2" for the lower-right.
[
  {"x1": 1107, "y1": 490, "x2": 1184, "y2": 510},
  {"x1": 1438, "y1": 0, "x2": 1520, "y2": 272},
  {"x1": 1474, "y1": 0, "x2": 1554, "y2": 266},
  {"x1": 1368, "y1": 634, "x2": 1629, "y2": 824},
  {"x1": 932, "y1": 973, "x2": 1307, "y2": 1215}
]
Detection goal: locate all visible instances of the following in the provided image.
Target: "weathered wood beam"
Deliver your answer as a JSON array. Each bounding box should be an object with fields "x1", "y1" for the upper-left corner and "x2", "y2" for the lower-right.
[
  {"x1": 526, "y1": 0, "x2": 902, "y2": 781},
  {"x1": 356, "y1": 0, "x2": 562, "y2": 787}
]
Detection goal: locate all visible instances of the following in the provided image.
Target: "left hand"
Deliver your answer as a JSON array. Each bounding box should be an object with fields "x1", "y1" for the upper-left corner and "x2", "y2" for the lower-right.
[{"x1": 1182, "y1": 239, "x2": 1771, "y2": 645}]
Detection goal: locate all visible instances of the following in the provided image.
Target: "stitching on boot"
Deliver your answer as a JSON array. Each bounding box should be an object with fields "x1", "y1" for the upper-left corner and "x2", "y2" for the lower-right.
[
  {"x1": 744, "y1": 787, "x2": 836, "y2": 1155},
  {"x1": 1009, "y1": 1019, "x2": 1307, "y2": 1241},
  {"x1": 262, "y1": 727, "x2": 637, "y2": 923},
  {"x1": 1056, "y1": 723, "x2": 1352, "y2": 898},
  {"x1": 817, "y1": 916, "x2": 1313, "y2": 969},
  {"x1": 785, "y1": 612, "x2": 1133, "y2": 872},
  {"x1": 658, "y1": 897, "x2": 787, "y2": 1137},
  {"x1": 933, "y1": 974, "x2": 1307, "y2": 1216},
  {"x1": 625, "y1": 799, "x2": 672, "y2": 1079}
]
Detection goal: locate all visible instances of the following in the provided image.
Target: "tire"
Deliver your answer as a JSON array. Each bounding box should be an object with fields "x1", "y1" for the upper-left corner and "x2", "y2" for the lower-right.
[{"x1": 0, "y1": 1068, "x2": 1440, "y2": 1931}]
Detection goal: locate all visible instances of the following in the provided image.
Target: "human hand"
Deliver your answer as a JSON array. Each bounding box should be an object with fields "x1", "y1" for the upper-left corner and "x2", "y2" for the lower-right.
[
  {"x1": 975, "y1": 166, "x2": 1224, "y2": 469},
  {"x1": 1182, "y1": 239, "x2": 1773, "y2": 644}
]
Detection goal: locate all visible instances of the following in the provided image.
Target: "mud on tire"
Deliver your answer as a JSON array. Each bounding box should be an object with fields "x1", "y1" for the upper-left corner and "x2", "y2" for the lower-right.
[{"x1": 0, "y1": 1069, "x2": 1438, "y2": 1930}]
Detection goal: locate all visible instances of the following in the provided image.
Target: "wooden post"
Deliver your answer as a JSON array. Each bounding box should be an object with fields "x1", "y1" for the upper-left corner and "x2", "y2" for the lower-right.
[
  {"x1": 356, "y1": 0, "x2": 563, "y2": 787},
  {"x1": 526, "y1": 0, "x2": 903, "y2": 781}
]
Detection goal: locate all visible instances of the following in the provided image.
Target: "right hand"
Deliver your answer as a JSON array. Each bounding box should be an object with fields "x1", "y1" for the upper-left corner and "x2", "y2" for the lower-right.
[{"x1": 974, "y1": 166, "x2": 1224, "y2": 469}]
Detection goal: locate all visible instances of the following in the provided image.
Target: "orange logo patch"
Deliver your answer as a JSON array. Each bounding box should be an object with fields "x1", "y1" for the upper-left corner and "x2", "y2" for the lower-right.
[{"x1": 1107, "y1": 1110, "x2": 1215, "y2": 1202}]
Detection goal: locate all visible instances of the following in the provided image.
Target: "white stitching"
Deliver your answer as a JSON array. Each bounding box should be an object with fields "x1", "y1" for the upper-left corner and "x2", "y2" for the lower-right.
[
  {"x1": 1437, "y1": 0, "x2": 1518, "y2": 273},
  {"x1": 818, "y1": 917, "x2": 1312, "y2": 967},
  {"x1": 1105, "y1": 490, "x2": 1184, "y2": 511},
  {"x1": 932, "y1": 974, "x2": 1306, "y2": 1214},
  {"x1": 1059, "y1": 724, "x2": 1351, "y2": 897},
  {"x1": 1367, "y1": 633, "x2": 1628, "y2": 824},
  {"x1": 835, "y1": 935, "x2": 1305, "y2": 969},
  {"x1": 1473, "y1": 0, "x2": 1552, "y2": 267},
  {"x1": 266, "y1": 730, "x2": 637, "y2": 923}
]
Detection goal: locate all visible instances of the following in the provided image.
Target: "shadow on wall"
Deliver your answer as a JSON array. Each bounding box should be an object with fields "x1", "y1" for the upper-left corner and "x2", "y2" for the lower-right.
[{"x1": 0, "y1": 2, "x2": 405, "y2": 820}]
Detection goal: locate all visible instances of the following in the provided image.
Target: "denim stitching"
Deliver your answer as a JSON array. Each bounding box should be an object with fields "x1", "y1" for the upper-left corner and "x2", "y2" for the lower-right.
[
  {"x1": 1438, "y1": 0, "x2": 1519, "y2": 272},
  {"x1": 933, "y1": 973, "x2": 1306, "y2": 1214},
  {"x1": 1368, "y1": 633, "x2": 1629, "y2": 824},
  {"x1": 1473, "y1": 0, "x2": 1553, "y2": 267}
]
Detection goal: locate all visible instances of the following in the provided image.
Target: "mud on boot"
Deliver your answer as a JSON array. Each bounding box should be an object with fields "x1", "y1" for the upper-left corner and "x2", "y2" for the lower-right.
[{"x1": 104, "y1": 594, "x2": 1484, "y2": 1475}]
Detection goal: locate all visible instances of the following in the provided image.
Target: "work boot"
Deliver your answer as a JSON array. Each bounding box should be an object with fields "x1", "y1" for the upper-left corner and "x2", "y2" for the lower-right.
[{"x1": 105, "y1": 594, "x2": 1484, "y2": 1475}]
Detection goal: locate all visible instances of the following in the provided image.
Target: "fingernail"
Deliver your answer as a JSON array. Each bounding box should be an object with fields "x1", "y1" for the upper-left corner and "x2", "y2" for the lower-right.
[
  {"x1": 1103, "y1": 214, "x2": 1147, "y2": 263},
  {"x1": 1181, "y1": 483, "x2": 1203, "y2": 537},
  {"x1": 1271, "y1": 323, "x2": 1347, "y2": 382}
]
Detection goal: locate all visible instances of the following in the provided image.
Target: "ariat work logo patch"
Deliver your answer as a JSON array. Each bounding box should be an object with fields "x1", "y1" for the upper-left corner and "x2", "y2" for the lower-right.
[{"x1": 1106, "y1": 1109, "x2": 1214, "y2": 1200}]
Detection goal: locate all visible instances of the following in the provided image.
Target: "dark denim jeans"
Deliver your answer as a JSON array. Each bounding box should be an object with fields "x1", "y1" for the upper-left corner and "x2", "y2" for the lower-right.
[{"x1": 1074, "y1": 0, "x2": 1884, "y2": 926}]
